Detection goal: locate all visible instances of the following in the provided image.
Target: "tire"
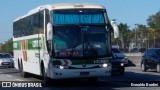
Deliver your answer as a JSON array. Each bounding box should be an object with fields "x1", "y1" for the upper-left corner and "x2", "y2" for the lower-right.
[
  {"x1": 18, "y1": 60, "x2": 21, "y2": 71},
  {"x1": 20, "y1": 61, "x2": 27, "y2": 78},
  {"x1": 141, "y1": 63, "x2": 147, "y2": 72},
  {"x1": 41, "y1": 64, "x2": 51, "y2": 85},
  {"x1": 156, "y1": 63, "x2": 160, "y2": 73}
]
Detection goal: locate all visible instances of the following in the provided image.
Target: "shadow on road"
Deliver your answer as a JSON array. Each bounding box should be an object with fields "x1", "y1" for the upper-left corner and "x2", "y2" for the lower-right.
[
  {"x1": 0, "y1": 67, "x2": 19, "y2": 74},
  {"x1": 103, "y1": 68, "x2": 160, "y2": 87},
  {"x1": 126, "y1": 60, "x2": 136, "y2": 67},
  {"x1": 1, "y1": 67, "x2": 160, "y2": 89},
  {"x1": 25, "y1": 73, "x2": 124, "y2": 88}
]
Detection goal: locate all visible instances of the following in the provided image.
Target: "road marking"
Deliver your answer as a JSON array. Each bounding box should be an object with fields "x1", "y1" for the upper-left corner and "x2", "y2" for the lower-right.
[{"x1": 1, "y1": 74, "x2": 5, "y2": 76}]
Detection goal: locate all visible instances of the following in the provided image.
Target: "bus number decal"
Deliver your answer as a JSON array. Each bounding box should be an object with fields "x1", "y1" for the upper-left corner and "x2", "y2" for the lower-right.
[{"x1": 94, "y1": 59, "x2": 107, "y2": 64}]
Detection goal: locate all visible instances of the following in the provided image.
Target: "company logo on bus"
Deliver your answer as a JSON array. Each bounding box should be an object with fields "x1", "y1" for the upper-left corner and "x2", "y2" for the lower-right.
[{"x1": 74, "y1": 4, "x2": 84, "y2": 8}]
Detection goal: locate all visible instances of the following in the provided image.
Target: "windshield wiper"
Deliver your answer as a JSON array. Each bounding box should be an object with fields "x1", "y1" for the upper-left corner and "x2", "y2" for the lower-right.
[
  {"x1": 69, "y1": 41, "x2": 80, "y2": 58},
  {"x1": 83, "y1": 41, "x2": 98, "y2": 57}
]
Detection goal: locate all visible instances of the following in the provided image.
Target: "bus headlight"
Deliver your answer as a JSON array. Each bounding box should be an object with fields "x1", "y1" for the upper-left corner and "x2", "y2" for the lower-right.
[
  {"x1": 59, "y1": 66, "x2": 64, "y2": 69},
  {"x1": 121, "y1": 63, "x2": 124, "y2": 66},
  {"x1": 54, "y1": 65, "x2": 68, "y2": 69},
  {"x1": 103, "y1": 63, "x2": 108, "y2": 67},
  {"x1": 99, "y1": 63, "x2": 111, "y2": 68}
]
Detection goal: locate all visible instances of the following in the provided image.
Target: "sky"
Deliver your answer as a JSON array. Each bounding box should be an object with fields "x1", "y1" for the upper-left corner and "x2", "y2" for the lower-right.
[{"x1": 0, "y1": 0, "x2": 160, "y2": 43}]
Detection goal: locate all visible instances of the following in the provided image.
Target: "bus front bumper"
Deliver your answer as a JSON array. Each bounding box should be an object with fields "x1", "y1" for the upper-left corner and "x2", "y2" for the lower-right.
[{"x1": 51, "y1": 66, "x2": 111, "y2": 79}]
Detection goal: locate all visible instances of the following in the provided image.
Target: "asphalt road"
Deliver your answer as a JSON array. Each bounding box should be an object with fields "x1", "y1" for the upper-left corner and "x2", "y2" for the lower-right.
[{"x1": 0, "y1": 66, "x2": 160, "y2": 90}]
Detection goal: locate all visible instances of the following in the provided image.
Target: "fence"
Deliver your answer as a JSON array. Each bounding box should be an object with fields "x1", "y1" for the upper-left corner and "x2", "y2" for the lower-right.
[{"x1": 124, "y1": 53, "x2": 144, "y2": 67}]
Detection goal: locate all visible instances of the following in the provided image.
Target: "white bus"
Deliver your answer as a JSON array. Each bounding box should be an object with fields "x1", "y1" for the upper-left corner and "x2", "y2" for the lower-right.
[{"x1": 13, "y1": 3, "x2": 119, "y2": 82}]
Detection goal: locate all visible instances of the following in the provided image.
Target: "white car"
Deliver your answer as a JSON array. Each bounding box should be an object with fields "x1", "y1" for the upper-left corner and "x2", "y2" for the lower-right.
[{"x1": 0, "y1": 53, "x2": 14, "y2": 68}]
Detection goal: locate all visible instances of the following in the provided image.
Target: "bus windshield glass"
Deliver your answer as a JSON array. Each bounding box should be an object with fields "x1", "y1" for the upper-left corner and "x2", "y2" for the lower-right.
[
  {"x1": 53, "y1": 25, "x2": 109, "y2": 59},
  {"x1": 52, "y1": 9, "x2": 110, "y2": 59},
  {"x1": 53, "y1": 9, "x2": 106, "y2": 25}
]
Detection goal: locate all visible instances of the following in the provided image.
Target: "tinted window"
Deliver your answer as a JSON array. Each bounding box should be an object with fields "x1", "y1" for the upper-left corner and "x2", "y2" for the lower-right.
[
  {"x1": 53, "y1": 25, "x2": 109, "y2": 58},
  {"x1": 155, "y1": 49, "x2": 160, "y2": 56},
  {"x1": 144, "y1": 49, "x2": 150, "y2": 57},
  {"x1": 145, "y1": 49, "x2": 154, "y2": 58},
  {"x1": 130, "y1": 48, "x2": 138, "y2": 53},
  {"x1": 0, "y1": 54, "x2": 11, "y2": 58},
  {"x1": 139, "y1": 48, "x2": 146, "y2": 53},
  {"x1": 112, "y1": 48, "x2": 121, "y2": 53},
  {"x1": 13, "y1": 11, "x2": 44, "y2": 38},
  {"x1": 150, "y1": 49, "x2": 156, "y2": 57}
]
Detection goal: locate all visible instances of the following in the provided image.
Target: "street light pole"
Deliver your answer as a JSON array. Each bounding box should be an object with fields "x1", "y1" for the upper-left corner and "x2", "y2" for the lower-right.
[
  {"x1": 147, "y1": 33, "x2": 149, "y2": 49},
  {"x1": 134, "y1": 24, "x2": 138, "y2": 48},
  {"x1": 154, "y1": 36, "x2": 155, "y2": 48},
  {"x1": 144, "y1": 38, "x2": 147, "y2": 49}
]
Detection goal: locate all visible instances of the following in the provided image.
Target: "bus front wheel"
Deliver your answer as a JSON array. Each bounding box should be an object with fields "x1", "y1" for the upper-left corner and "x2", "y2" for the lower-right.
[{"x1": 41, "y1": 64, "x2": 51, "y2": 84}]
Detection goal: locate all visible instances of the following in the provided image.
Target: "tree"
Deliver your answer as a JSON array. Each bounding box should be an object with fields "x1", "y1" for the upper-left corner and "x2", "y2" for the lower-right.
[
  {"x1": 133, "y1": 24, "x2": 147, "y2": 48},
  {"x1": 112, "y1": 23, "x2": 133, "y2": 51},
  {"x1": 147, "y1": 11, "x2": 160, "y2": 33},
  {"x1": 147, "y1": 10, "x2": 160, "y2": 47},
  {"x1": 1, "y1": 38, "x2": 13, "y2": 53}
]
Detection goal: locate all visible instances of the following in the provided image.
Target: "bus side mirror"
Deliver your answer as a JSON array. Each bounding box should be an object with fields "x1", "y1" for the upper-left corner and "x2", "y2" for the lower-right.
[
  {"x1": 110, "y1": 21, "x2": 119, "y2": 38},
  {"x1": 47, "y1": 23, "x2": 53, "y2": 41}
]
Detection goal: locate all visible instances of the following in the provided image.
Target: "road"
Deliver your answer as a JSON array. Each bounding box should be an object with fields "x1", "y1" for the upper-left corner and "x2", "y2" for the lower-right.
[{"x1": 0, "y1": 66, "x2": 160, "y2": 90}]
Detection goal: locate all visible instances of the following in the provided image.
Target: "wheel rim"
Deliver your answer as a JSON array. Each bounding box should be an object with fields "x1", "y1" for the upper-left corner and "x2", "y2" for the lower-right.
[
  {"x1": 141, "y1": 63, "x2": 145, "y2": 71},
  {"x1": 157, "y1": 64, "x2": 160, "y2": 72}
]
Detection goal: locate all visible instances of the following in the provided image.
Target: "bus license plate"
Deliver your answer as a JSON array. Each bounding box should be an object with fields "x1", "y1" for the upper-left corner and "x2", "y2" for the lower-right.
[{"x1": 80, "y1": 72, "x2": 89, "y2": 76}]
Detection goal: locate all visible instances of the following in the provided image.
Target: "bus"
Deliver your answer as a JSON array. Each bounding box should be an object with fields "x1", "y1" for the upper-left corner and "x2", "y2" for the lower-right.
[{"x1": 13, "y1": 3, "x2": 119, "y2": 82}]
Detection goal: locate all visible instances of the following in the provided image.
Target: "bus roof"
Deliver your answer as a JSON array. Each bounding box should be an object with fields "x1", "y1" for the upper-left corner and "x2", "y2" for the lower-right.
[{"x1": 14, "y1": 3, "x2": 105, "y2": 22}]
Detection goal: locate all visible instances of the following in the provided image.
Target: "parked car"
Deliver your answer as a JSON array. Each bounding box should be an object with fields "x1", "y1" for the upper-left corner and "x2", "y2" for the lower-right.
[
  {"x1": 141, "y1": 48, "x2": 160, "y2": 72},
  {"x1": 130, "y1": 48, "x2": 146, "y2": 53},
  {"x1": 111, "y1": 48, "x2": 127, "y2": 75},
  {"x1": 0, "y1": 53, "x2": 14, "y2": 68},
  {"x1": 139, "y1": 48, "x2": 146, "y2": 53},
  {"x1": 130, "y1": 48, "x2": 139, "y2": 53}
]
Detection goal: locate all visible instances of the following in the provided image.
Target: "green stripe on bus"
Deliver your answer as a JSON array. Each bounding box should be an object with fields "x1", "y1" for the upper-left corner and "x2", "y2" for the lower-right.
[
  {"x1": 13, "y1": 41, "x2": 21, "y2": 50},
  {"x1": 13, "y1": 38, "x2": 41, "y2": 50},
  {"x1": 28, "y1": 38, "x2": 41, "y2": 50}
]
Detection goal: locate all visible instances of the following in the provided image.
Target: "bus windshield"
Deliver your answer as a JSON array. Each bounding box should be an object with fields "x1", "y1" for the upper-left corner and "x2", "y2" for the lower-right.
[
  {"x1": 53, "y1": 25, "x2": 109, "y2": 59},
  {"x1": 52, "y1": 9, "x2": 110, "y2": 59}
]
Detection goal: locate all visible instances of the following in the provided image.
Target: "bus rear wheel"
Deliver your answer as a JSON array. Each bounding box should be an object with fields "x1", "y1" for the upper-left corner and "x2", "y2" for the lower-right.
[{"x1": 19, "y1": 61, "x2": 27, "y2": 78}]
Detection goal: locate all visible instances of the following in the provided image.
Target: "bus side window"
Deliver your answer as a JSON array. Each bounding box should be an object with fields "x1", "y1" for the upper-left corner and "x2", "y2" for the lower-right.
[
  {"x1": 45, "y1": 9, "x2": 50, "y2": 37},
  {"x1": 39, "y1": 11, "x2": 44, "y2": 34}
]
